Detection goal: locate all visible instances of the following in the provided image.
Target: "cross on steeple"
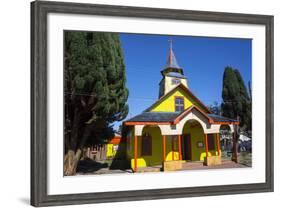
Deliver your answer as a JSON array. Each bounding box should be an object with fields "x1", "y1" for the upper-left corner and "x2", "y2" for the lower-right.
[
  {"x1": 168, "y1": 38, "x2": 173, "y2": 50},
  {"x1": 168, "y1": 38, "x2": 173, "y2": 65},
  {"x1": 164, "y1": 38, "x2": 182, "y2": 72}
]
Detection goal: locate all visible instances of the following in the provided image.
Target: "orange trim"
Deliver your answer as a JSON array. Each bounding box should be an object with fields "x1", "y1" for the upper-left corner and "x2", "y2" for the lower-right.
[
  {"x1": 174, "y1": 105, "x2": 213, "y2": 124},
  {"x1": 204, "y1": 134, "x2": 209, "y2": 158},
  {"x1": 124, "y1": 121, "x2": 172, "y2": 126},
  {"x1": 216, "y1": 133, "x2": 221, "y2": 156},
  {"x1": 178, "y1": 134, "x2": 182, "y2": 160},
  {"x1": 108, "y1": 137, "x2": 122, "y2": 145},
  {"x1": 210, "y1": 121, "x2": 240, "y2": 125},
  {"x1": 180, "y1": 84, "x2": 211, "y2": 113},
  {"x1": 172, "y1": 136, "x2": 174, "y2": 160},
  {"x1": 134, "y1": 136, "x2": 138, "y2": 172},
  {"x1": 162, "y1": 135, "x2": 166, "y2": 162},
  {"x1": 144, "y1": 83, "x2": 211, "y2": 113},
  {"x1": 173, "y1": 106, "x2": 193, "y2": 124}
]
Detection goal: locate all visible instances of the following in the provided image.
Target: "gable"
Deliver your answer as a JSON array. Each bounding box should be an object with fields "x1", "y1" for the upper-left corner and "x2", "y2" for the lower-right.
[{"x1": 149, "y1": 85, "x2": 210, "y2": 113}]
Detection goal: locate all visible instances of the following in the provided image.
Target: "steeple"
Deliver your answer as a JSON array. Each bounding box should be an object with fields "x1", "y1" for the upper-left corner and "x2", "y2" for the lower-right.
[
  {"x1": 161, "y1": 39, "x2": 184, "y2": 76},
  {"x1": 159, "y1": 39, "x2": 188, "y2": 98},
  {"x1": 166, "y1": 39, "x2": 180, "y2": 69}
]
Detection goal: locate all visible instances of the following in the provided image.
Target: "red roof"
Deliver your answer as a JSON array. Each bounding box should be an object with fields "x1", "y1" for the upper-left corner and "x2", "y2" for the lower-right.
[{"x1": 108, "y1": 136, "x2": 126, "y2": 144}]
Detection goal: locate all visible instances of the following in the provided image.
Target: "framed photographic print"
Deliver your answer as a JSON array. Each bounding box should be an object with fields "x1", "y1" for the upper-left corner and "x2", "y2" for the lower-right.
[{"x1": 31, "y1": 0, "x2": 274, "y2": 207}]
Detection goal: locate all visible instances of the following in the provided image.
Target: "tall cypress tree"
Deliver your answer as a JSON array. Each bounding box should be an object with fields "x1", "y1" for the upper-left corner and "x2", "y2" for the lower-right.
[
  {"x1": 221, "y1": 67, "x2": 239, "y2": 118},
  {"x1": 64, "y1": 31, "x2": 129, "y2": 176},
  {"x1": 233, "y1": 69, "x2": 251, "y2": 131},
  {"x1": 221, "y1": 66, "x2": 251, "y2": 132}
]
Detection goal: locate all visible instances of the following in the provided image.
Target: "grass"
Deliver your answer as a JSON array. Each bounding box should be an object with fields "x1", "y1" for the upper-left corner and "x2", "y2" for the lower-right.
[
  {"x1": 238, "y1": 152, "x2": 252, "y2": 167},
  {"x1": 221, "y1": 151, "x2": 252, "y2": 167}
]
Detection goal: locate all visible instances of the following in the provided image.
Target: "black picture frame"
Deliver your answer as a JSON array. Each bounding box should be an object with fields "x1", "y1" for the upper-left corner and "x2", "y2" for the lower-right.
[{"x1": 31, "y1": 0, "x2": 274, "y2": 207}]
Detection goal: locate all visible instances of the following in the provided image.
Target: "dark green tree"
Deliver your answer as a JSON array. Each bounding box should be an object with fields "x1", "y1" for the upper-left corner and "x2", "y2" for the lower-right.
[
  {"x1": 64, "y1": 31, "x2": 129, "y2": 176},
  {"x1": 233, "y1": 69, "x2": 251, "y2": 131},
  {"x1": 209, "y1": 101, "x2": 221, "y2": 115},
  {"x1": 248, "y1": 80, "x2": 252, "y2": 100},
  {"x1": 221, "y1": 66, "x2": 251, "y2": 132}
]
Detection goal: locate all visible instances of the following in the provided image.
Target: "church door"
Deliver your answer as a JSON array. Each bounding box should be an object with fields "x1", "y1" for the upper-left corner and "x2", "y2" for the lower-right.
[{"x1": 182, "y1": 134, "x2": 192, "y2": 160}]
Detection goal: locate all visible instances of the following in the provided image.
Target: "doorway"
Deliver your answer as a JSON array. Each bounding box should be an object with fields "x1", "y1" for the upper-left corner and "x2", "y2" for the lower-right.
[{"x1": 182, "y1": 134, "x2": 192, "y2": 160}]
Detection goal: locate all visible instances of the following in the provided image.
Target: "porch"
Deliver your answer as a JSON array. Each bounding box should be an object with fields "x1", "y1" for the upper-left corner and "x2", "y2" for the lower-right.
[
  {"x1": 135, "y1": 159, "x2": 247, "y2": 173},
  {"x1": 125, "y1": 106, "x2": 239, "y2": 172}
]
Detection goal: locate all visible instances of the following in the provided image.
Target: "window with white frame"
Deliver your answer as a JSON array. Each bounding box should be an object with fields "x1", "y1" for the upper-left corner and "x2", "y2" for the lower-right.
[{"x1": 175, "y1": 97, "x2": 184, "y2": 112}]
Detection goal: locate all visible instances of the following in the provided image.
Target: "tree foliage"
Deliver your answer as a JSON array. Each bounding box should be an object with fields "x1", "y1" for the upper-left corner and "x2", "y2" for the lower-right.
[
  {"x1": 221, "y1": 66, "x2": 251, "y2": 132},
  {"x1": 64, "y1": 31, "x2": 129, "y2": 170},
  {"x1": 209, "y1": 101, "x2": 221, "y2": 115}
]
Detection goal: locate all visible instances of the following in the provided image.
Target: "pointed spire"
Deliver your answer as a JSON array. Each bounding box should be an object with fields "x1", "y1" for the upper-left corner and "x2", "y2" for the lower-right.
[{"x1": 165, "y1": 38, "x2": 181, "y2": 69}]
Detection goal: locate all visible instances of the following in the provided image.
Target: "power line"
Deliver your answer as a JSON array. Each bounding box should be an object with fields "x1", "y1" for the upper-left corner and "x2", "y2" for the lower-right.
[{"x1": 64, "y1": 92, "x2": 250, "y2": 104}]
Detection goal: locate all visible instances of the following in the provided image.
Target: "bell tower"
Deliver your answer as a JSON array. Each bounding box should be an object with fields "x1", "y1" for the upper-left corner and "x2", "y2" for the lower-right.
[{"x1": 159, "y1": 40, "x2": 188, "y2": 98}]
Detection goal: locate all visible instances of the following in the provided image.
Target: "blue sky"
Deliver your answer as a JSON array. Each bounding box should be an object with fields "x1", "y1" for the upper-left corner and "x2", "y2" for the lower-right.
[{"x1": 113, "y1": 33, "x2": 252, "y2": 130}]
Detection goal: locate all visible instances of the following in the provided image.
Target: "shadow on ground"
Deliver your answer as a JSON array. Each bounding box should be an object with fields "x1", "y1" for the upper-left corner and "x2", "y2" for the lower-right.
[
  {"x1": 109, "y1": 138, "x2": 130, "y2": 171},
  {"x1": 76, "y1": 158, "x2": 108, "y2": 173}
]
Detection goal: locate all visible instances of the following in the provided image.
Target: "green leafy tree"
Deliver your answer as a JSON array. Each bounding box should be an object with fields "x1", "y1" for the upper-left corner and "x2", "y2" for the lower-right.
[
  {"x1": 221, "y1": 66, "x2": 251, "y2": 132},
  {"x1": 64, "y1": 32, "x2": 129, "y2": 176}
]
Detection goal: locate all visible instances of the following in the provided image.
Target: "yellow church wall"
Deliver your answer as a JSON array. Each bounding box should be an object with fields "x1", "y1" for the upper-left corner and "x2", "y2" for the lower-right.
[
  {"x1": 130, "y1": 126, "x2": 163, "y2": 169},
  {"x1": 127, "y1": 123, "x2": 220, "y2": 169},
  {"x1": 150, "y1": 87, "x2": 202, "y2": 113},
  {"x1": 129, "y1": 128, "x2": 182, "y2": 169},
  {"x1": 106, "y1": 144, "x2": 114, "y2": 158},
  {"x1": 108, "y1": 143, "x2": 127, "y2": 158},
  {"x1": 182, "y1": 122, "x2": 218, "y2": 161},
  {"x1": 165, "y1": 136, "x2": 180, "y2": 161}
]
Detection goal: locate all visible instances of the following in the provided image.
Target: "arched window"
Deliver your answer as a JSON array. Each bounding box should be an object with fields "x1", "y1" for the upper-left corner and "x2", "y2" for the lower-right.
[{"x1": 141, "y1": 133, "x2": 152, "y2": 156}]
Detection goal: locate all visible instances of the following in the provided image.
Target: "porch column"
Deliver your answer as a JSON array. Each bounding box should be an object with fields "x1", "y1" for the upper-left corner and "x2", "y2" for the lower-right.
[
  {"x1": 134, "y1": 136, "x2": 138, "y2": 172},
  {"x1": 216, "y1": 133, "x2": 221, "y2": 156},
  {"x1": 162, "y1": 135, "x2": 166, "y2": 162},
  {"x1": 232, "y1": 125, "x2": 238, "y2": 163},
  {"x1": 204, "y1": 134, "x2": 209, "y2": 158},
  {"x1": 178, "y1": 134, "x2": 182, "y2": 160},
  {"x1": 172, "y1": 136, "x2": 174, "y2": 161}
]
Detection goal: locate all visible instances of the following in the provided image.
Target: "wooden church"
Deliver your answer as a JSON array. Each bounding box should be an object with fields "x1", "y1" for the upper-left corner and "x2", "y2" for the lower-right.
[{"x1": 124, "y1": 42, "x2": 239, "y2": 172}]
